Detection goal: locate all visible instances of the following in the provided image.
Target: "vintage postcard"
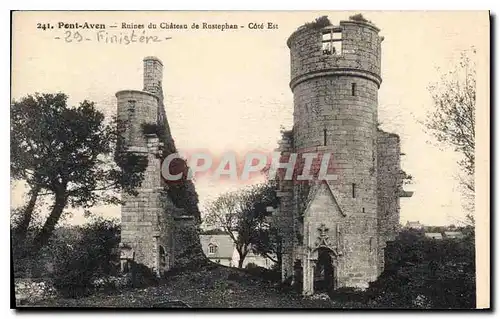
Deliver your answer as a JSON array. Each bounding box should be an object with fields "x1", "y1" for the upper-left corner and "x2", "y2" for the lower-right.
[{"x1": 10, "y1": 11, "x2": 490, "y2": 309}]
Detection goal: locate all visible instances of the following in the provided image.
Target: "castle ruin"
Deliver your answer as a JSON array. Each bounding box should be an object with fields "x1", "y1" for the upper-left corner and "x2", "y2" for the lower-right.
[
  {"x1": 116, "y1": 57, "x2": 202, "y2": 276},
  {"x1": 275, "y1": 16, "x2": 412, "y2": 295},
  {"x1": 114, "y1": 16, "x2": 412, "y2": 291}
]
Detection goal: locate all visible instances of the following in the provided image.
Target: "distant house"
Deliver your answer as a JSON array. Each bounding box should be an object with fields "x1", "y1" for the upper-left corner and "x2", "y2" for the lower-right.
[
  {"x1": 424, "y1": 232, "x2": 443, "y2": 240},
  {"x1": 444, "y1": 231, "x2": 464, "y2": 239},
  {"x1": 405, "y1": 221, "x2": 424, "y2": 230},
  {"x1": 200, "y1": 235, "x2": 237, "y2": 267},
  {"x1": 200, "y1": 233, "x2": 276, "y2": 269},
  {"x1": 236, "y1": 248, "x2": 276, "y2": 269}
]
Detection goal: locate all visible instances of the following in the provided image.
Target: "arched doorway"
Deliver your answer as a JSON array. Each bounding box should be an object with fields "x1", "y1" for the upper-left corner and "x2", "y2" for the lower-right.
[{"x1": 313, "y1": 247, "x2": 336, "y2": 293}]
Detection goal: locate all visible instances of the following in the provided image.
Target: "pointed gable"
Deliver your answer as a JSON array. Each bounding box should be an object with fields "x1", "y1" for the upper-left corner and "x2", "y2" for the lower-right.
[{"x1": 303, "y1": 180, "x2": 346, "y2": 219}]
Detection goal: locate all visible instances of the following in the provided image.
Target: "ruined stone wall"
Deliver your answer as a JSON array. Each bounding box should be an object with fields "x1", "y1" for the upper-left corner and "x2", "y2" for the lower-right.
[
  {"x1": 376, "y1": 129, "x2": 402, "y2": 274},
  {"x1": 116, "y1": 90, "x2": 169, "y2": 272},
  {"x1": 116, "y1": 90, "x2": 158, "y2": 149},
  {"x1": 117, "y1": 59, "x2": 176, "y2": 275},
  {"x1": 288, "y1": 20, "x2": 382, "y2": 90},
  {"x1": 143, "y1": 56, "x2": 164, "y2": 97},
  {"x1": 275, "y1": 130, "x2": 296, "y2": 281},
  {"x1": 287, "y1": 19, "x2": 383, "y2": 288}
]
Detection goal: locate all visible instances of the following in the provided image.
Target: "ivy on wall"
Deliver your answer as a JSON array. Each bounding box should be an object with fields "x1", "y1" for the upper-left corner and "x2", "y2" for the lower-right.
[{"x1": 140, "y1": 119, "x2": 201, "y2": 222}]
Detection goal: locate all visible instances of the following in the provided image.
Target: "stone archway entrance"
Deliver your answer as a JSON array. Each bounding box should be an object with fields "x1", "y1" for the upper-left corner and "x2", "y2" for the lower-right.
[
  {"x1": 303, "y1": 246, "x2": 338, "y2": 295},
  {"x1": 314, "y1": 247, "x2": 336, "y2": 293}
]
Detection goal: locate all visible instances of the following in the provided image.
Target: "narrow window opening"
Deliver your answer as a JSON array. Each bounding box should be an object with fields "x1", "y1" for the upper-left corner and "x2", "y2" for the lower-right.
[
  {"x1": 352, "y1": 183, "x2": 356, "y2": 198},
  {"x1": 321, "y1": 29, "x2": 342, "y2": 56},
  {"x1": 159, "y1": 245, "x2": 166, "y2": 268},
  {"x1": 362, "y1": 207, "x2": 365, "y2": 213},
  {"x1": 352, "y1": 83, "x2": 357, "y2": 96},
  {"x1": 323, "y1": 129, "x2": 327, "y2": 146},
  {"x1": 127, "y1": 100, "x2": 136, "y2": 144}
]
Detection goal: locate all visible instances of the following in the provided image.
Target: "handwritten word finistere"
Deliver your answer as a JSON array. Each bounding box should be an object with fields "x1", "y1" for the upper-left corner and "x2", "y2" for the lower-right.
[
  {"x1": 96, "y1": 30, "x2": 168, "y2": 44},
  {"x1": 60, "y1": 30, "x2": 171, "y2": 44}
]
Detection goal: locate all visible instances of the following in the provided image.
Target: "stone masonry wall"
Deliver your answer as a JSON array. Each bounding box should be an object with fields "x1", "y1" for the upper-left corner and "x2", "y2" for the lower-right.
[
  {"x1": 275, "y1": 130, "x2": 296, "y2": 281},
  {"x1": 285, "y1": 18, "x2": 385, "y2": 291},
  {"x1": 376, "y1": 129, "x2": 402, "y2": 274},
  {"x1": 288, "y1": 20, "x2": 382, "y2": 89},
  {"x1": 116, "y1": 90, "x2": 159, "y2": 149},
  {"x1": 143, "y1": 56, "x2": 163, "y2": 97},
  {"x1": 117, "y1": 59, "x2": 176, "y2": 275},
  {"x1": 303, "y1": 183, "x2": 379, "y2": 288}
]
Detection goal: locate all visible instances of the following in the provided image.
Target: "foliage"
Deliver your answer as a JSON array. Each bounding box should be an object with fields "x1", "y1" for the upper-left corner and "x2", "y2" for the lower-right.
[
  {"x1": 349, "y1": 14, "x2": 371, "y2": 23},
  {"x1": 364, "y1": 229, "x2": 476, "y2": 309},
  {"x1": 245, "y1": 262, "x2": 259, "y2": 269},
  {"x1": 50, "y1": 217, "x2": 121, "y2": 298},
  {"x1": 243, "y1": 264, "x2": 282, "y2": 283},
  {"x1": 19, "y1": 228, "x2": 476, "y2": 308},
  {"x1": 152, "y1": 119, "x2": 201, "y2": 222},
  {"x1": 200, "y1": 228, "x2": 230, "y2": 235},
  {"x1": 10, "y1": 93, "x2": 148, "y2": 255},
  {"x1": 424, "y1": 49, "x2": 476, "y2": 217},
  {"x1": 141, "y1": 122, "x2": 167, "y2": 141},
  {"x1": 400, "y1": 169, "x2": 413, "y2": 185},
  {"x1": 302, "y1": 16, "x2": 332, "y2": 30},
  {"x1": 172, "y1": 221, "x2": 210, "y2": 269},
  {"x1": 205, "y1": 183, "x2": 278, "y2": 268}
]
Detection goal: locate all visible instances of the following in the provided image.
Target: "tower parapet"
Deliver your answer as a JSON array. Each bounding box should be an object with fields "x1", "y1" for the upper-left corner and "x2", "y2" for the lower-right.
[
  {"x1": 287, "y1": 18, "x2": 383, "y2": 90},
  {"x1": 116, "y1": 89, "x2": 159, "y2": 151}
]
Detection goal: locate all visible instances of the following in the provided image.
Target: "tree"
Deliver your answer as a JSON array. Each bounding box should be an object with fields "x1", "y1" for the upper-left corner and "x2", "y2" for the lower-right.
[
  {"x1": 253, "y1": 222, "x2": 283, "y2": 269},
  {"x1": 249, "y1": 184, "x2": 283, "y2": 269},
  {"x1": 10, "y1": 93, "x2": 147, "y2": 256},
  {"x1": 425, "y1": 48, "x2": 476, "y2": 220},
  {"x1": 204, "y1": 183, "x2": 278, "y2": 268}
]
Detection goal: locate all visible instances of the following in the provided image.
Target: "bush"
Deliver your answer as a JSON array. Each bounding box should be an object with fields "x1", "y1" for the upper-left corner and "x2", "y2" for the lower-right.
[
  {"x1": 243, "y1": 265, "x2": 281, "y2": 283},
  {"x1": 245, "y1": 262, "x2": 259, "y2": 269},
  {"x1": 302, "y1": 16, "x2": 332, "y2": 30},
  {"x1": 364, "y1": 230, "x2": 476, "y2": 309},
  {"x1": 141, "y1": 122, "x2": 166, "y2": 140},
  {"x1": 328, "y1": 287, "x2": 366, "y2": 303},
  {"x1": 51, "y1": 217, "x2": 121, "y2": 298},
  {"x1": 349, "y1": 14, "x2": 371, "y2": 23}
]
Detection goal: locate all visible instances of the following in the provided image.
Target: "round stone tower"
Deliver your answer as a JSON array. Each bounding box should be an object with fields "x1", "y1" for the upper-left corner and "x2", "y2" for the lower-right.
[
  {"x1": 287, "y1": 17, "x2": 384, "y2": 289},
  {"x1": 116, "y1": 57, "x2": 174, "y2": 276}
]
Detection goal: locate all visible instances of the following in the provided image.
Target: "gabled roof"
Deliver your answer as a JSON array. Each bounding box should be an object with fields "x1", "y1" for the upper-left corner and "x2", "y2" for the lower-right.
[
  {"x1": 406, "y1": 221, "x2": 423, "y2": 227},
  {"x1": 303, "y1": 180, "x2": 346, "y2": 218},
  {"x1": 424, "y1": 233, "x2": 443, "y2": 239},
  {"x1": 444, "y1": 231, "x2": 464, "y2": 238},
  {"x1": 199, "y1": 234, "x2": 235, "y2": 259}
]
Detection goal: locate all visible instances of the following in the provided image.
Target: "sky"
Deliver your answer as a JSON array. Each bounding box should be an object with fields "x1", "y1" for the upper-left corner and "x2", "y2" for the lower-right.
[{"x1": 11, "y1": 11, "x2": 489, "y2": 226}]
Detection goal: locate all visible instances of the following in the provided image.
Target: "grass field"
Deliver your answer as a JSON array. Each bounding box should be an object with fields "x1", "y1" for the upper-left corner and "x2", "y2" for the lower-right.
[{"x1": 19, "y1": 265, "x2": 337, "y2": 308}]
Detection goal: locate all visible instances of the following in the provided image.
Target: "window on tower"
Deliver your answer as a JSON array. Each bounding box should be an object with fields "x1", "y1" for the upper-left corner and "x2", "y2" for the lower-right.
[
  {"x1": 323, "y1": 129, "x2": 327, "y2": 146},
  {"x1": 159, "y1": 245, "x2": 166, "y2": 269},
  {"x1": 352, "y1": 183, "x2": 356, "y2": 198},
  {"x1": 369, "y1": 237, "x2": 375, "y2": 253},
  {"x1": 321, "y1": 28, "x2": 342, "y2": 56},
  {"x1": 352, "y1": 83, "x2": 357, "y2": 96},
  {"x1": 127, "y1": 100, "x2": 136, "y2": 144}
]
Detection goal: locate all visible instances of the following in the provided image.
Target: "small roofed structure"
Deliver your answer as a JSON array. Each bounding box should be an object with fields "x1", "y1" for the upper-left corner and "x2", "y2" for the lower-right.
[
  {"x1": 444, "y1": 231, "x2": 465, "y2": 239},
  {"x1": 425, "y1": 233, "x2": 443, "y2": 240},
  {"x1": 200, "y1": 234, "x2": 236, "y2": 266},
  {"x1": 405, "y1": 221, "x2": 424, "y2": 230}
]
